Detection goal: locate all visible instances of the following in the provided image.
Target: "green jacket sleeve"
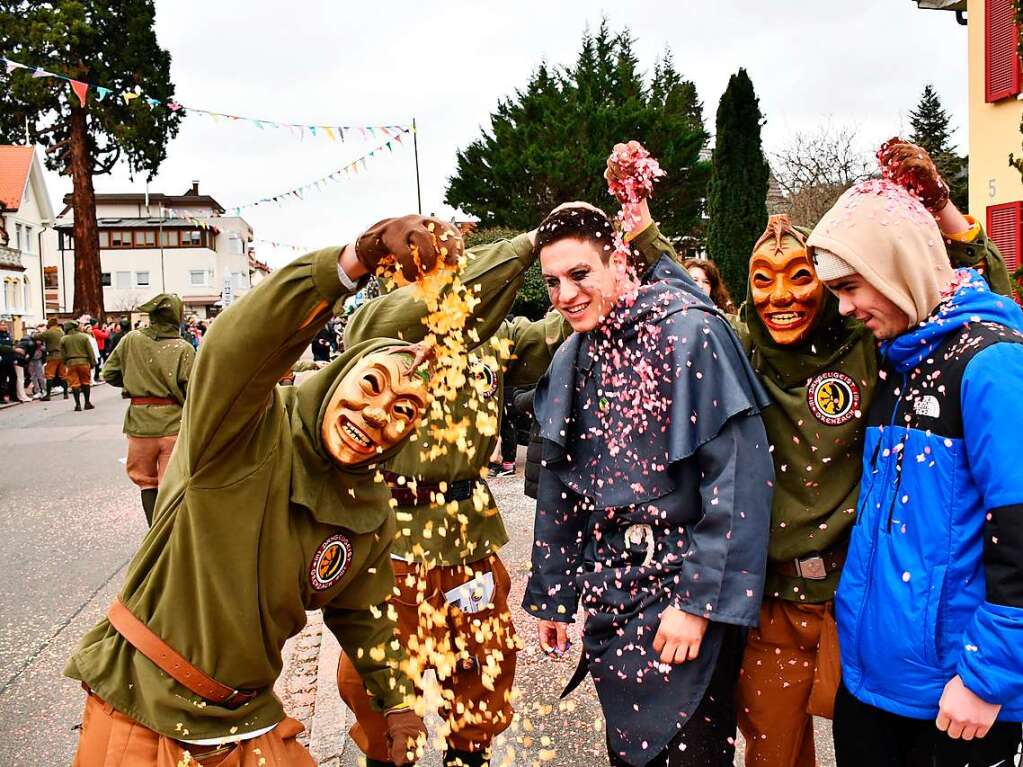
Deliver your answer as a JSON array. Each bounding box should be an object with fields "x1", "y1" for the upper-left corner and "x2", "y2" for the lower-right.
[
  {"x1": 946, "y1": 226, "x2": 1013, "y2": 297},
  {"x1": 183, "y1": 247, "x2": 354, "y2": 473},
  {"x1": 503, "y1": 312, "x2": 571, "y2": 388},
  {"x1": 344, "y1": 234, "x2": 535, "y2": 349},
  {"x1": 629, "y1": 221, "x2": 679, "y2": 271},
  {"x1": 101, "y1": 342, "x2": 125, "y2": 388}
]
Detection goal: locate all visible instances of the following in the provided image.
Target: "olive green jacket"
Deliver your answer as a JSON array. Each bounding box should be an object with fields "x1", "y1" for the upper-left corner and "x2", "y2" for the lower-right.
[
  {"x1": 102, "y1": 329, "x2": 195, "y2": 437},
  {"x1": 66, "y1": 247, "x2": 411, "y2": 740},
  {"x1": 34, "y1": 326, "x2": 64, "y2": 360},
  {"x1": 60, "y1": 328, "x2": 96, "y2": 367},
  {"x1": 344, "y1": 223, "x2": 673, "y2": 565}
]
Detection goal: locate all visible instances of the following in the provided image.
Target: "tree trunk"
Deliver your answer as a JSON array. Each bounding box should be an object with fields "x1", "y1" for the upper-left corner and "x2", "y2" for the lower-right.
[{"x1": 68, "y1": 104, "x2": 104, "y2": 320}]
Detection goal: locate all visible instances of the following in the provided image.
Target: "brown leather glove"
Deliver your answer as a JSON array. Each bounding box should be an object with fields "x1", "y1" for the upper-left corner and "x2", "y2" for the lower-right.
[
  {"x1": 384, "y1": 707, "x2": 426, "y2": 766},
  {"x1": 878, "y1": 137, "x2": 950, "y2": 213},
  {"x1": 355, "y1": 215, "x2": 463, "y2": 282}
]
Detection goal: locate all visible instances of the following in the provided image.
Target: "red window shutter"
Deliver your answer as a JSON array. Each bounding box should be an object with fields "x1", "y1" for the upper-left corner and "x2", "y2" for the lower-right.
[
  {"x1": 986, "y1": 0, "x2": 1022, "y2": 102},
  {"x1": 987, "y1": 201, "x2": 1023, "y2": 271}
]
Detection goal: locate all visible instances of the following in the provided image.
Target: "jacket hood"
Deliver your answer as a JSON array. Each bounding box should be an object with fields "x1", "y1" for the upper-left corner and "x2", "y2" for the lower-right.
[
  {"x1": 882, "y1": 268, "x2": 1023, "y2": 371},
  {"x1": 282, "y1": 336, "x2": 423, "y2": 532},
  {"x1": 138, "y1": 294, "x2": 184, "y2": 339},
  {"x1": 807, "y1": 179, "x2": 953, "y2": 326}
]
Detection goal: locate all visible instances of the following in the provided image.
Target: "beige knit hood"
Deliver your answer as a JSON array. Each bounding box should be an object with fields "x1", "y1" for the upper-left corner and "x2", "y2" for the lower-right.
[{"x1": 806, "y1": 179, "x2": 953, "y2": 326}]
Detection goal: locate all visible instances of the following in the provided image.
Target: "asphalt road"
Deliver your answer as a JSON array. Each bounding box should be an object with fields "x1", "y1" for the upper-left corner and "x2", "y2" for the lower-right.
[
  {"x1": 0, "y1": 386, "x2": 836, "y2": 766},
  {"x1": 0, "y1": 384, "x2": 145, "y2": 765}
]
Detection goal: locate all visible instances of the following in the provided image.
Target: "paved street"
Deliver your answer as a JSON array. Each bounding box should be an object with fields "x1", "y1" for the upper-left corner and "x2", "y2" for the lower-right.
[{"x1": 0, "y1": 385, "x2": 834, "y2": 766}]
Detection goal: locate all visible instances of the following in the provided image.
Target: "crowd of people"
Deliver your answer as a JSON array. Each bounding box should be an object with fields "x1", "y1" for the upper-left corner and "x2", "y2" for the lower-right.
[{"x1": 55, "y1": 137, "x2": 1023, "y2": 767}]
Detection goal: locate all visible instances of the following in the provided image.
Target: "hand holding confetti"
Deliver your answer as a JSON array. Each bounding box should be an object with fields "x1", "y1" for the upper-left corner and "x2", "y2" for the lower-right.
[
  {"x1": 605, "y1": 140, "x2": 665, "y2": 234},
  {"x1": 356, "y1": 215, "x2": 464, "y2": 283},
  {"x1": 877, "y1": 137, "x2": 950, "y2": 213}
]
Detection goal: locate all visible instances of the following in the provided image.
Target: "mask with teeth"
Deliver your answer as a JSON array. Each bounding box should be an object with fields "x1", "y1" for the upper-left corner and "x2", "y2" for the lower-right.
[
  {"x1": 320, "y1": 349, "x2": 430, "y2": 466},
  {"x1": 749, "y1": 215, "x2": 824, "y2": 346}
]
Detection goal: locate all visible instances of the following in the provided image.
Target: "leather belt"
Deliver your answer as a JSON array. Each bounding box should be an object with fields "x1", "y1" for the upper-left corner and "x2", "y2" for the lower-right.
[
  {"x1": 774, "y1": 543, "x2": 847, "y2": 581},
  {"x1": 106, "y1": 598, "x2": 259, "y2": 709},
  {"x1": 130, "y1": 396, "x2": 179, "y2": 406},
  {"x1": 383, "y1": 470, "x2": 480, "y2": 507}
]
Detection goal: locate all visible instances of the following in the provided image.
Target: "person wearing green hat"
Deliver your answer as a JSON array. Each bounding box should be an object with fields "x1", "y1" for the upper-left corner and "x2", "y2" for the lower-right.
[
  {"x1": 60, "y1": 319, "x2": 98, "y2": 411},
  {"x1": 101, "y1": 293, "x2": 196, "y2": 525},
  {"x1": 66, "y1": 214, "x2": 461, "y2": 767},
  {"x1": 34, "y1": 316, "x2": 69, "y2": 400}
]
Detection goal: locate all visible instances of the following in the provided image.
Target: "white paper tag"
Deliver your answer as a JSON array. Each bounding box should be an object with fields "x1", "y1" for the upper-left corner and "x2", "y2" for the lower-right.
[{"x1": 444, "y1": 572, "x2": 495, "y2": 614}]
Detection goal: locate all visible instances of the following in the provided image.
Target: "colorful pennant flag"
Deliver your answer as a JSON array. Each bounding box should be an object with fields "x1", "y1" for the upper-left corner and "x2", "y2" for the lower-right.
[{"x1": 0, "y1": 56, "x2": 409, "y2": 140}]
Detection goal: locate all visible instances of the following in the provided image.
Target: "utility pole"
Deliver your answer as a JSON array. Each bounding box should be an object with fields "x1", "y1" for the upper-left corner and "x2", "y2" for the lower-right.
[{"x1": 412, "y1": 117, "x2": 422, "y2": 214}]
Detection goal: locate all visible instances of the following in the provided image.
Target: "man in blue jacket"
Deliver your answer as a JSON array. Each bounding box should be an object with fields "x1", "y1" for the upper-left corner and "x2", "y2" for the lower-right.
[{"x1": 807, "y1": 177, "x2": 1023, "y2": 765}]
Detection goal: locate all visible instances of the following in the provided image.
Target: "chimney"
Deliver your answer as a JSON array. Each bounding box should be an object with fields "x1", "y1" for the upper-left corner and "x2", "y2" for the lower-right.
[{"x1": 190, "y1": 180, "x2": 199, "y2": 195}]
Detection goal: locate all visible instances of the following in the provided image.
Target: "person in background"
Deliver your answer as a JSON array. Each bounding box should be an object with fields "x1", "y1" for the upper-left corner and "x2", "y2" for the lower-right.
[
  {"x1": 27, "y1": 324, "x2": 46, "y2": 398},
  {"x1": 60, "y1": 320, "x2": 97, "y2": 411},
  {"x1": 0, "y1": 320, "x2": 17, "y2": 404},
  {"x1": 90, "y1": 319, "x2": 110, "y2": 382},
  {"x1": 488, "y1": 384, "x2": 519, "y2": 478},
  {"x1": 102, "y1": 294, "x2": 196, "y2": 525},
  {"x1": 34, "y1": 316, "x2": 67, "y2": 401},
  {"x1": 683, "y1": 258, "x2": 736, "y2": 313}
]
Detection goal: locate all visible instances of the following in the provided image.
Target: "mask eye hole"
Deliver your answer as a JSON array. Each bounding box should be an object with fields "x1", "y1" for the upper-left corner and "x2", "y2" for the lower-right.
[
  {"x1": 752, "y1": 272, "x2": 772, "y2": 287},
  {"x1": 791, "y1": 268, "x2": 814, "y2": 284},
  {"x1": 360, "y1": 372, "x2": 383, "y2": 395},
  {"x1": 393, "y1": 401, "x2": 416, "y2": 422}
]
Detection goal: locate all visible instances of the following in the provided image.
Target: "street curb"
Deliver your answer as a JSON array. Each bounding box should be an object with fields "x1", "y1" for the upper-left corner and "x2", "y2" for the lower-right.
[{"x1": 309, "y1": 621, "x2": 346, "y2": 766}]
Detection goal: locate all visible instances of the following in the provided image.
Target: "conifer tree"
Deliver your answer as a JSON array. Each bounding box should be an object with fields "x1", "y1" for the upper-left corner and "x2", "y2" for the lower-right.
[
  {"x1": 0, "y1": 0, "x2": 181, "y2": 318},
  {"x1": 445, "y1": 21, "x2": 709, "y2": 239},
  {"x1": 706, "y1": 68, "x2": 769, "y2": 301},
  {"x1": 909, "y1": 84, "x2": 968, "y2": 211}
]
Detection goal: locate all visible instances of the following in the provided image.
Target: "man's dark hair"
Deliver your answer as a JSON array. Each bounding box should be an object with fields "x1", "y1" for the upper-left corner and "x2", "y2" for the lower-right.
[{"x1": 533, "y1": 206, "x2": 616, "y2": 264}]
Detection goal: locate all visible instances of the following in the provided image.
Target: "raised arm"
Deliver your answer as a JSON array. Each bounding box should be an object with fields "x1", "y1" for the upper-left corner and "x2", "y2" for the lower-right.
[
  {"x1": 344, "y1": 232, "x2": 535, "y2": 349},
  {"x1": 185, "y1": 216, "x2": 460, "y2": 473}
]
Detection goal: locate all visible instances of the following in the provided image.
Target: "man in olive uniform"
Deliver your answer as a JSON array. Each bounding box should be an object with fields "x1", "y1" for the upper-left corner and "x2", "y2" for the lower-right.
[
  {"x1": 102, "y1": 293, "x2": 195, "y2": 525},
  {"x1": 733, "y1": 140, "x2": 1013, "y2": 767},
  {"x1": 339, "y1": 200, "x2": 671, "y2": 767},
  {"x1": 35, "y1": 316, "x2": 68, "y2": 400},
  {"x1": 60, "y1": 320, "x2": 98, "y2": 412},
  {"x1": 66, "y1": 214, "x2": 461, "y2": 767}
]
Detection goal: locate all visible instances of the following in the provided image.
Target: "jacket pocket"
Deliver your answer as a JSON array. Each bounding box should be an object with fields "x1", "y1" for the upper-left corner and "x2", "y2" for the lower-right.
[{"x1": 924, "y1": 565, "x2": 948, "y2": 667}]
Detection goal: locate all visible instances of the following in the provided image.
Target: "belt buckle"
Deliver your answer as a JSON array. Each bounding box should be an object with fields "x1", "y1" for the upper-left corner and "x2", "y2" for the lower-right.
[
  {"x1": 795, "y1": 554, "x2": 827, "y2": 581},
  {"x1": 624, "y1": 523, "x2": 655, "y2": 568}
]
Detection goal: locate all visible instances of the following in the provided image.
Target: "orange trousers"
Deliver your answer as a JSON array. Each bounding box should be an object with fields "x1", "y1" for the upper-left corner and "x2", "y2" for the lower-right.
[
  {"x1": 736, "y1": 598, "x2": 841, "y2": 767},
  {"x1": 338, "y1": 554, "x2": 519, "y2": 759},
  {"x1": 44, "y1": 358, "x2": 66, "y2": 380},
  {"x1": 72, "y1": 693, "x2": 315, "y2": 766},
  {"x1": 126, "y1": 435, "x2": 178, "y2": 490},
  {"x1": 66, "y1": 363, "x2": 93, "y2": 389}
]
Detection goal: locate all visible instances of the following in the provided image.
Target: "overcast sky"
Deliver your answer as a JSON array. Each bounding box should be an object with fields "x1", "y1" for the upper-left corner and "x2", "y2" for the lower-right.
[{"x1": 37, "y1": 0, "x2": 971, "y2": 267}]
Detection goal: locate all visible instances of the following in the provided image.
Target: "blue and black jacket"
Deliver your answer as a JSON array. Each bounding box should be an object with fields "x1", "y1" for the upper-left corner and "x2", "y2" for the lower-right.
[{"x1": 836, "y1": 269, "x2": 1023, "y2": 720}]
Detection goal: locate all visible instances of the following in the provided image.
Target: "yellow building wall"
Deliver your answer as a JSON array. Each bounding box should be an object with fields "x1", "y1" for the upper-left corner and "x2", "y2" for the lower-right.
[{"x1": 968, "y1": 0, "x2": 1023, "y2": 217}]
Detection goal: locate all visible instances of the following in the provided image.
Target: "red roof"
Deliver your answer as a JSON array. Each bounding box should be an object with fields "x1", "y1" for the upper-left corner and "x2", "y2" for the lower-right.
[{"x1": 0, "y1": 146, "x2": 34, "y2": 211}]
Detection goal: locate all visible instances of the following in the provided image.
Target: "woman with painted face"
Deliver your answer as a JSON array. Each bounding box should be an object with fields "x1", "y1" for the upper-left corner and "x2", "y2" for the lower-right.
[
  {"x1": 730, "y1": 214, "x2": 879, "y2": 767},
  {"x1": 65, "y1": 215, "x2": 461, "y2": 767},
  {"x1": 524, "y1": 204, "x2": 775, "y2": 767}
]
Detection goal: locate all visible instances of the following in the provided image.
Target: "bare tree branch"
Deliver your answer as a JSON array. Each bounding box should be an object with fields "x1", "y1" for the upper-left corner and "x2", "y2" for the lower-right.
[{"x1": 771, "y1": 122, "x2": 875, "y2": 227}]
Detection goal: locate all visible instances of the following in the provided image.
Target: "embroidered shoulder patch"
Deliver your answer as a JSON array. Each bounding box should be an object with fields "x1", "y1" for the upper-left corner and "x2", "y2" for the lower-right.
[
  {"x1": 807, "y1": 371, "x2": 860, "y2": 426},
  {"x1": 469, "y1": 359, "x2": 499, "y2": 399},
  {"x1": 309, "y1": 533, "x2": 353, "y2": 591}
]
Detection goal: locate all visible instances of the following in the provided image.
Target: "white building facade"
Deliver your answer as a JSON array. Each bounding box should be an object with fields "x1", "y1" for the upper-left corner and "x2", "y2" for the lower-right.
[
  {"x1": 0, "y1": 146, "x2": 55, "y2": 332},
  {"x1": 51, "y1": 182, "x2": 262, "y2": 318}
]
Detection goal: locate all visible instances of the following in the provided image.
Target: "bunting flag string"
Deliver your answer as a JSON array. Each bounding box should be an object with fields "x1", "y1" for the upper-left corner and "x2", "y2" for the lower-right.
[
  {"x1": 1, "y1": 56, "x2": 408, "y2": 140},
  {"x1": 225, "y1": 128, "x2": 411, "y2": 213}
]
